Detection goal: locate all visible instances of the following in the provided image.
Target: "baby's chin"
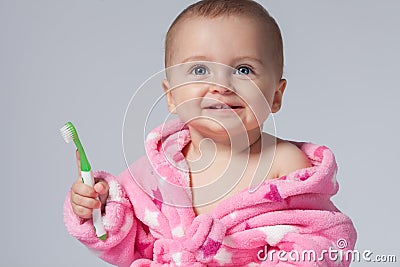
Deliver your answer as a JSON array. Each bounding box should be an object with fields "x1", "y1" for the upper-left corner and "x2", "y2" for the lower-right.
[{"x1": 184, "y1": 117, "x2": 263, "y2": 140}]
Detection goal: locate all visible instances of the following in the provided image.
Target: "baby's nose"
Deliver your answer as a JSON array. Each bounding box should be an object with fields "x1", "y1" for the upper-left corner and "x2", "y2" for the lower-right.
[{"x1": 209, "y1": 84, "x2": 232, "y2": 94}]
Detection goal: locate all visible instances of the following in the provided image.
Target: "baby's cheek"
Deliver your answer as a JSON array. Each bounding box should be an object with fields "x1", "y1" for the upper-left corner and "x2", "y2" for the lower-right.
[
  {"x1": 243, "y1": 95, "x2": 271, "y2": 123},
  {"x1": 175, "y1": 99, "x2": 202, "y2": 121}
]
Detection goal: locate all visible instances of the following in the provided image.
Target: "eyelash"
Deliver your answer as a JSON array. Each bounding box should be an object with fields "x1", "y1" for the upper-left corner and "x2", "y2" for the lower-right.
[
  {"x1": 188, "y1": 64, "x2": 256, "y2": 76},
  {"x1": 235, "y1": 65, "x2": 255, "y2": 75},
  {"x1": 189, "y1": 64, "x2": 209, "y2": 75}
]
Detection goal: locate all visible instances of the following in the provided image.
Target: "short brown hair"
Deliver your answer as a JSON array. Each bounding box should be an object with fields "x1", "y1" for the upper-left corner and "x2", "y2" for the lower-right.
[{"x1": 164, "y1": 0, "x2": 284, "y2": 78}]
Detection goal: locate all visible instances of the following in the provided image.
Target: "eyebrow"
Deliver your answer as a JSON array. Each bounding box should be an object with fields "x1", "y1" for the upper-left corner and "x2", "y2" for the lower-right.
[
  {"x1": 181, "y1": 56, "x2": 212, "y2": 63},
  {"x1": 181, "y1": 55, "x2": 264, "y2": 66},
  {"x1": 234, "y1": 56, "x2": 264, "y2": 66}
]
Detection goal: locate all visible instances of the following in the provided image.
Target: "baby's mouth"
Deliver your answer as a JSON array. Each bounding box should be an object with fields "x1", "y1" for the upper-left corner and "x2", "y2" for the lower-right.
[{"x1": 206, "y1": 104, "x2": 244, "y2": 110}]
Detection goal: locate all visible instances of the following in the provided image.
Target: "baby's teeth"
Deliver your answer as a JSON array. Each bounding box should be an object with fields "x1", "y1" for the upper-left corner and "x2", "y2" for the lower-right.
[{"x1": 213, "y1": 105, "x2": 230, "y2": 109}]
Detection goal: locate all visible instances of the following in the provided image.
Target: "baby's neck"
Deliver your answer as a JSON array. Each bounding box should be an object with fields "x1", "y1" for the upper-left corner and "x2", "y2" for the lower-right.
[{"x1": 183, "y1": 127, "x2": 263, "y2": 162}]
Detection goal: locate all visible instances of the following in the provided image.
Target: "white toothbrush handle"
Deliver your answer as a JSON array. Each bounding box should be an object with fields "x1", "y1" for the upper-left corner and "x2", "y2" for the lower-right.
[{"x1": 81, "y1": 170, "x2": 107, "y2": 240}]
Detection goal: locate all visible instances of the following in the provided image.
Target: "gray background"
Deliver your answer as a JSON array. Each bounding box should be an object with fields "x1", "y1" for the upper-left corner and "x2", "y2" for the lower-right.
[{"x1": 1, "y1": 0, "x2": 399, "y2": 266}]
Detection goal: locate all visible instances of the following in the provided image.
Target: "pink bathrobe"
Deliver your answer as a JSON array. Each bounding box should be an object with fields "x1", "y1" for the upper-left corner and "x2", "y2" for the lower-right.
[{"x1": 64, "y1": 119, "x2": 357, "y2": 266}]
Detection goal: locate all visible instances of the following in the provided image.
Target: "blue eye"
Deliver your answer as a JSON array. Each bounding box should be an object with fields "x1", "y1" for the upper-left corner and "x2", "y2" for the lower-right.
[
  {"x1": 235, "y1": 66, "x2": 253, "y2": 75},
  {"x1": 191, "y1": 66, "x2": 209, "y2": 76}
]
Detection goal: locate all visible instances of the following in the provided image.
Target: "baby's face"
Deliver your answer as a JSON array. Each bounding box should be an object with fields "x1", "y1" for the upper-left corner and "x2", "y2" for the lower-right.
[{"x1": 163, "y1": 15, "x2": 286, "y2": 138}]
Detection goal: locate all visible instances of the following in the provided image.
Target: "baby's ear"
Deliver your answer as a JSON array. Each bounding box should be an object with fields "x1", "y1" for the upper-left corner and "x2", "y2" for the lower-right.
[
  {"x1": 271, "y1": 79, "x2": 287, "y2": 113},
  {"x1": 162, "y1": 79, "x2": 177, "y2": 114}
]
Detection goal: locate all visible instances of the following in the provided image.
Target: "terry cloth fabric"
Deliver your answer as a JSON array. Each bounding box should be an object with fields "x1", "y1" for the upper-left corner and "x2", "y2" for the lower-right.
[{"x1": 64, "y1": 119, "x2": 357, "y2": 266}]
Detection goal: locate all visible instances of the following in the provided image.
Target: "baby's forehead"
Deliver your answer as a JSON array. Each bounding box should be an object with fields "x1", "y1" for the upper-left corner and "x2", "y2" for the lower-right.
[
  {"x1": 165, "y1": 12, "x2": 284, "y2": 78},
  {"x1": 175, "y1": 16, "x2": 275, "y2": 51},
  {"x1": 173, "y1": 14, "x2": 278, "y2": 43}
]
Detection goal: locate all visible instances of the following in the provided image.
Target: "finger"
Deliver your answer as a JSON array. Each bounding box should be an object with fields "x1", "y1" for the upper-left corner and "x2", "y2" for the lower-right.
[
  {"x1": 94, "y1": 180, "x2": 109, "y2": 208},
  {"x1": 71, "y1": 202, "x2": 94, "y2": 219},
  {"x1": 72, "y1": 178, "x2": 98, "y2": 198},
  {"x1": 76, "y1": 149, "x2": 81, "y2": 178},
  {"x1": 71, "y1": 192, "x2": 101, "y2": 209},
  {"x1": 94, "y1": 180, "x2": 109, "y2": 195}
]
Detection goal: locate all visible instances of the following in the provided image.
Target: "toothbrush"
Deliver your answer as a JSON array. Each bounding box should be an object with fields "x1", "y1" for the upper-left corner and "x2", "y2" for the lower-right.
[{"x1": 60, "y1": 122, "x2": 107, "y2": 241}]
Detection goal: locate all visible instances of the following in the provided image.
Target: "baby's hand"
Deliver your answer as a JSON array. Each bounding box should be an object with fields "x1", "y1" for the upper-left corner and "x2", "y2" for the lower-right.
[{"x1": 70, "y1": 150, "x2": 109, "y2": 219}]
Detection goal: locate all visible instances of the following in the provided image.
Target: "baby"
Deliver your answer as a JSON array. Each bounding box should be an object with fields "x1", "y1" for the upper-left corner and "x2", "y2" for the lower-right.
[{"x1": 65, "y1": 1, "x2": 356, "y2": 266}]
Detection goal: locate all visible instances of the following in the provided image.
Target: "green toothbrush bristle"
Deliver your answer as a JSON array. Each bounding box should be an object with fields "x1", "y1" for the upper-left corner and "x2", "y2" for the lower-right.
[{"x1": 60, "y1": 122, "x2": 78, "y2": 143}]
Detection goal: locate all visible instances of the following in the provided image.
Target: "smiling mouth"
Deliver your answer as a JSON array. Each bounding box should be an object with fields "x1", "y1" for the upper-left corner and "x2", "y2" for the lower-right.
[{"x1": 206, "y1": 104, "x2": 244, "y2": 110}]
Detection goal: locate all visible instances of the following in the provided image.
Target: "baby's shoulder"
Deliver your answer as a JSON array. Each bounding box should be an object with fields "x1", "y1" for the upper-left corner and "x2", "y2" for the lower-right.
[{"x1": 272, "y1": 139, "x2": 312, "y2": 178}]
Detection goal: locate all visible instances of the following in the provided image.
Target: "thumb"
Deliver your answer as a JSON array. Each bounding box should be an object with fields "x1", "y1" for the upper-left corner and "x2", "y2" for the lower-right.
[{"x1": 94, "y1": 179, "x2": 109, "y2": 206}]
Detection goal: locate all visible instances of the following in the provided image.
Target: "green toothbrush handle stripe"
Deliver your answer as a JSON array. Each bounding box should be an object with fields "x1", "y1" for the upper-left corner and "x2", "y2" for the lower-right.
[
  {"x1": 74, "y1": 137, "x2": 91, "y2": 172},
  {"x1": 81, "y1": 170, "x2": 107, "y2": 240}
]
